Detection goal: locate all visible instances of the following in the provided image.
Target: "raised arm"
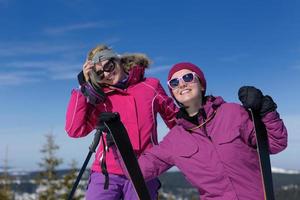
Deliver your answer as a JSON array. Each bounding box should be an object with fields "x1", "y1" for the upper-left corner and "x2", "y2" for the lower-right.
[
  {"x1": 238, "y1": 86, "x2": 288, "y2": 154},
  {"x1": 65, "y1": 71, "x2": 105, "y2": 138},
  {"x1": 154, "y1": 81, "x2": 178, "y2": 129}
]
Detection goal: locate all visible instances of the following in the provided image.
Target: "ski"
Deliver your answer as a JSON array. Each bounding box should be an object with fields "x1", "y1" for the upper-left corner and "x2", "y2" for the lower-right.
[
  {"x1": 250, "y1": 109, "x2": 275, "y2": 200},
  {"x1": 100, "y1": 112, "x2": 151, "y2": 200}
]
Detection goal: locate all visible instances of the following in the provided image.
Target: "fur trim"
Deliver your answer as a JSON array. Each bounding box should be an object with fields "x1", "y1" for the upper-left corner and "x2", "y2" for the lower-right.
[{"x1": 120, "y1": 53, "x2": 151, "y2": 73}]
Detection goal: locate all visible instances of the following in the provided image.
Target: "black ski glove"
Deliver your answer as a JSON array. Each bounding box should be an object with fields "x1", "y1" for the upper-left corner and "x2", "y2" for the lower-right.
[
  {"x1": 260, "y1": 95, "x2": 277, "y2": 117},
  {"x1": 77, "y1": 71, "x2": 106, "y2": 105},
  {"x1": 238, "y1": 86, "x2": 277, "y2": 117}
]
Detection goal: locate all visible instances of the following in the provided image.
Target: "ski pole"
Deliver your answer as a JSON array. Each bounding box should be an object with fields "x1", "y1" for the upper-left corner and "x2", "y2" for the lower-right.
[
  {"x1": 101, "y1": 112, "x2": 151, "y2": 200},
  {"x1": 250, "y1": 109, "x2": 275, "y2": 200},
  {"x1": 67, "y1": 128, "x2": 103, "y2": 200}
]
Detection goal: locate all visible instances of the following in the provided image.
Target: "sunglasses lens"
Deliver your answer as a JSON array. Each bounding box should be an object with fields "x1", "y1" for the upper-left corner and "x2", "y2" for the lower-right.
[
  {"x1": 169, "y1": 78, "x2": 180, "y2": 88},
  {"x1": 103, "y1": 60, "x2": 116, "y2": 72},
  {"x1": 182, "y1": 73, "x2": 194, "y2": 82},
  {"x1": 94, "y1": 60, "x2": 116, "y2": 80},
  {"x1": 95, "y1": 70, "x2": 104, "y2": 80},
  {"x1": 168, "y1": 73, "x2": 195, "y2": 89}
]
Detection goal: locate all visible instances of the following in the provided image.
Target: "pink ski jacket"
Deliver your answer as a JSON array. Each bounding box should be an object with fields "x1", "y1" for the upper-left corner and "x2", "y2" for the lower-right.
[
  {"x1": 139, "y1": 96, "x2": 287, "y2": 200},
  {"x1": 65, "y1": 55, "x2": 178, "y2": 175}
]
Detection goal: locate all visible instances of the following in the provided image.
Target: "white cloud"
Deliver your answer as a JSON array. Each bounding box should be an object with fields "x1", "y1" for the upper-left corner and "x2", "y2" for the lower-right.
[
  {"x1": 0, "y1": 73, "x2": 39, "y2": 85},
  {"x1": 44, "y1": 21, "x2": 113, "y2": 35},
  {"x1": 0, "y1": 42, "x2": 82, "y2": 57},
  {"x1": 146, "y1": 65, "x2": 171, "y2": 75},
  {"x1": 51, "y1": 70, "x2": 77, "y2": 80},
  {"x1": 0, "y1": 37, "x2": 122, "y2": 85},
  {"x1": 3, "y1": 60, "x2": 79, "y2": 70},
  {"x1": 0, "y1": 60, "x2": 81, "y2": 85}
]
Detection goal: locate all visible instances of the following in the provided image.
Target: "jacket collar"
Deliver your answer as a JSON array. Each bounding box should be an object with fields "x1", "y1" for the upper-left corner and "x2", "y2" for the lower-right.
[
  {"x1": 102, "y1": 65, "x2": 145, "y2": 94},
  {"x1": 126, "y1": 65, "x2": 145, "y2": 86},
  {"x1": 176, "y1": 96, "x2": 225, "y2": 133}
]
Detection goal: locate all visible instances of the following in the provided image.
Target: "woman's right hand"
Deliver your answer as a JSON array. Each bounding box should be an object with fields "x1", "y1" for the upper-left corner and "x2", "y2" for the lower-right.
[{"x1": 82, "y1": 60, "x2": 95, "y2": 82}]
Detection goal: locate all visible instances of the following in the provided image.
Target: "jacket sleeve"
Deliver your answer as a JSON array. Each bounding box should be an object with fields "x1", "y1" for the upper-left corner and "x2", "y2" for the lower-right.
[
  {"x1": 261, "y1": 111, "x2": 288, "y2": 154},
  {"x1": 138, "y1": 135, "x2": 174, "y2": 181},
  {"x1": 239, "y1": 106, "x2": 288, "y2": 154},
  {"x1": 65, "y1": 89, "x2": 100, "y2": 138},
  {"x1": 154, "y1": 82, "x2": 178, "y2": 129}
]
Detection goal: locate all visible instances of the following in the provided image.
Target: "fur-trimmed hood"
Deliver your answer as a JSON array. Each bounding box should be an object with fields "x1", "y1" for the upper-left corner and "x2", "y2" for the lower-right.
[{"x1": 120, "y1": 53, "x2": 151, "y2": 73}]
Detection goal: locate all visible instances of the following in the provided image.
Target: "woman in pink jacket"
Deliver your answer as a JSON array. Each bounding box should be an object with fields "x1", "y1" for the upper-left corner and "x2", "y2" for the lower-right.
[
  {"x1": 138, "y1": 62, "x2": 288, "y2": 200},
  {"x1": 65, "y1": 45, "x2": 178, "y2": 200}
]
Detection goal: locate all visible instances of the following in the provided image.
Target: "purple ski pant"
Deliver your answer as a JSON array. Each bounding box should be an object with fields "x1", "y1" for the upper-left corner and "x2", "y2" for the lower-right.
[{"x1": 86, "y1": 172, "x2": 160, "y2": 200}]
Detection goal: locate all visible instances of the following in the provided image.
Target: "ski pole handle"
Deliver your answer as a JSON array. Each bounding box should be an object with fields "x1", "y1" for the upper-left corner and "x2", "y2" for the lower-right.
[{"x1": 89, "y1": 127, "x2": 104, "y2": 152}]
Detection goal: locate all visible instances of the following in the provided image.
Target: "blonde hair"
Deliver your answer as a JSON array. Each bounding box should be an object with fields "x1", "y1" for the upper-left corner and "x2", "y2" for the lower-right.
[{"x1": 86, "y1": 44, "x2": 110, "y2": 61}]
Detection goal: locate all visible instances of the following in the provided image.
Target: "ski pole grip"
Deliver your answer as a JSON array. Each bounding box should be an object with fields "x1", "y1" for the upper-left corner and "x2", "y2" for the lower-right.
[
  {"x1": 99, "y1": 112, "x2": 120, "y2": 122},
  {"x1": 89, "y1": 130, "x2": 102, "y2": 153}
]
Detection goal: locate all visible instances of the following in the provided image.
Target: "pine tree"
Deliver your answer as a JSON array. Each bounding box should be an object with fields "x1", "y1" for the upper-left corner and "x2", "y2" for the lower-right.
[
  {"x1": 0, "y1": 146, "x2": 13, "y2": 200},
  {"x1": 36, "y1": 133, "x2": 63, "y2": 200},
  {"x1": 58, "y1": 159, "x2": 84, "y2": 200}
]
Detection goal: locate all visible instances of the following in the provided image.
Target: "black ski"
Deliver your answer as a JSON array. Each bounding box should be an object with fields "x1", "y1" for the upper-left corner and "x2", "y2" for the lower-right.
[
  {"x1": 100, "y1": 112, "x2": 151, "y2": 200},
  {"x1": 250, "y1": 109, "x2": 275, "y2": 200}
]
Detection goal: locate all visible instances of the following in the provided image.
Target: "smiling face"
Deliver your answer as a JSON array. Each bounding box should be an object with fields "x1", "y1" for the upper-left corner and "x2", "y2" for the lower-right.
[
  {"x1": 170, "y1": 69, "x2": 204, "y2": 107},
  {"x1": 94, "y1": 59, "x2": 127, "y2": 86}
]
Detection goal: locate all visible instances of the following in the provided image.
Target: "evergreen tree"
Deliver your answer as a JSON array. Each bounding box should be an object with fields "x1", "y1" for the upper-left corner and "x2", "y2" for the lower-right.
[
  {"x1": 0, "y1": 146, "x2": 13, "y2": 200},
  {"x1": 36, "y1": 133, "x2": 63, "y2": 200},
  {"x1": 0, "y1": 172, "x2": 12, "y2": 200},
  {"x1": 58, "y1": 159, "x2": 84, "y2": 200}
]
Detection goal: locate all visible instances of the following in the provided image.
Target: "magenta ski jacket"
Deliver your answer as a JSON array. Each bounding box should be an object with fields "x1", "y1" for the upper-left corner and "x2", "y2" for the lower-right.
[
  {"x1": 139, "y1": 96, "x2": 287, "y2": 200},
  {"x1": 65, "y1": 56, "x2": 178, "y2": 175}
]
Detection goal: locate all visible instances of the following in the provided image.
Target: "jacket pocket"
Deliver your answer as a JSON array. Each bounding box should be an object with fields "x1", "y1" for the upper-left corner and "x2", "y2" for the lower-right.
[
  {"x1": 217, "y1": 129, "x2": 241, "y2": 145},
  {"x1": 171, "y1": 134, "x2": 199, "y2": 158},
  {"x1": 215, "y1": 127, "x2": 250, "y2": 163}
]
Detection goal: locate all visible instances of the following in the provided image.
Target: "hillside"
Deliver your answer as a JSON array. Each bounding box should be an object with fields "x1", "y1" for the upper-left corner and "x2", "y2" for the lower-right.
[{"x1": 1, "y1": 169, "x2": 300, "y2": 199}]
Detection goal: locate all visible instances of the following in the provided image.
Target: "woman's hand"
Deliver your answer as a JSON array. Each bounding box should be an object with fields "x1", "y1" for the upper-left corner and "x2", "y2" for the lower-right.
[
  {"x1": 238, "y1": 86, "x2": 277, "y2": 116},
  {"x1": 77, "y1": 61, "x2": 106, "y2": 105},
  {"x1": 82, "y1": 60, "x2": 95, "y2": 82}
]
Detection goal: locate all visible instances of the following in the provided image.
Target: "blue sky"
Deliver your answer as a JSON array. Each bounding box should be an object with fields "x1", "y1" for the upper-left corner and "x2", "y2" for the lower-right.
[{"x1": 0, "y1": 0, "x2": 299, "y2": 171}]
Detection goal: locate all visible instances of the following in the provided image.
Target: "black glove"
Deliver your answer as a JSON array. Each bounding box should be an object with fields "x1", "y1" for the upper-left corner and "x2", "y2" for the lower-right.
[
  {"x1": 77, "y1": 71, "x2": 106, "y2": 105},
  {"x1": 238, "y1": 86, "x2": 277, "y2": 116},
  {"x1": 260, "y1": 95, "x2": 277, "y2": 116}
]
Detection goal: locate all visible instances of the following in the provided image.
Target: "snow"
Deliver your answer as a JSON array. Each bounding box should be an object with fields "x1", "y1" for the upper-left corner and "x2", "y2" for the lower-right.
[{"x1": 272, "y1": 167, "x2": 300, "y2": 174}]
